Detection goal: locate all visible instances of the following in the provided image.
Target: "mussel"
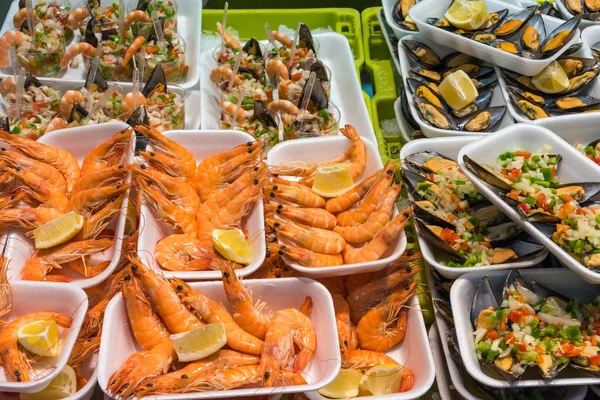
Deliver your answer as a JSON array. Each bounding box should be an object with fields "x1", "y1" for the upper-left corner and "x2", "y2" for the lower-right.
[
  {"x1": 540, "y1": 15, "x2": 581, "y2": 57},
  {"x1": 564, "y1": 0, "x2": 584, "y2": 14},
  {"x1": 253, "y1": 100, "x2": 277, "y2": 128},
  {"x1": 458, "y1": 106, "x2": 506, "y2": 132},
  {"x1": 145, "y1": 16, "x2": 165, "y2": 42},
  {"x1": 452, "y1": 87, "x2": 494, "y2": 118},
  {"x1": 402, "y1": 40, "x2": 442, "y2": 69},
  {"x1": 241, "y1": 38, "x2": 263, "y2": 58},
  {"x1": 24, "y1": 73, "x2": 42, "y2": 89},
  {"x1": 492, "y1": 39, "x2": 520, "y2": 55},
  {"x1": 432, "y1": 298, "x2": 454, "y2": 325},
  {"x1": 85, "y1": 67, "x2": 109, "y2": 92},
  {"x1": 298, "y1": 76, "x2": 328, "y2": 112},
  {"x1": 494, "y1": 7, "x2": 536, "y2": 37},
  {"x1": 507, "y1": 86, "x2": 545, "y2": 106},
  {"x1": 128, "y1": 105, "x2": 150, "y2": 151},
  {"x1": 508, "y1": 90, "x2": 551, "y2": 120},
  {"x1": 83, "y1": 14, "x2": 98, "y2": 47},
  {"x1": 393, "y1": 0, "x2": 420, "y2": 26},
  {"x1": 481, "y1": 9, "x2": 509, "y2": 31},
  {"x1": 472, "y1": 32, "x2": 497, "y2": 45},
  {"x1": 567, "y1": 67, "x2": 600, "y2": 93},
  {"x1": 407, "y1": 77, "x2": 440, "y2": 95},
  {"x1": 441, "y1": 52, "x2": 476, "y2": 69},
  {"x1": 415, "y1": 97, "x2": 456, "y2": 130},
  {"x1": 462, "y1": 154, "x2": 514, "y2": 191},
  {"x1": 557, "y1": 56, "x2": 598, "y2": 78},
  {"x1": 414, "y1": 83, "x2": 446, "y2": 109},
  {"x1": 443, "y1": 64, "x2": 491, "y2": 79},
  {"x1": 520, "y1": 14, "x2": 546, "y2": 56},
  {"x1": 549, "y1": 94, "x2": 600, "y2": 112},
  {"x1": 298, "y1": 23, "x2": 316, "y2": 54},
  {"x1": 401, "y1": 84, "x2": 420, "y2": 131},
  {"x1": 403, "y1": 150, "x2": 457, "y2": 175},
  {"x1": 0, "y1": 116, "x2": 9, "y2": 132},
  {"x1": 409, "y1": 66, "x2": 442, "y2": 83},
  {"x1": 310, "y1": 60, "x2": 329, "y2": 82},
  {"x1": 142, "y1": 64, "x2": 167, "y2": 97}
]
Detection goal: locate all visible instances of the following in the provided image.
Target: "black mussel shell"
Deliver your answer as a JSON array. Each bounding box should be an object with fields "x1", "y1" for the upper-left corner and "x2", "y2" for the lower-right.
[
  {"x1": 298, "y1": 23, "x2": 316, "y2": 54},
  {"x1": 409, "y1": 66, "x2": 443, "y2": 83},
  {"x1": 487, "y1": 221, "x2": 522, "y2": 246},
  {"x1": 540, "y1": 15, "x2": 582, "y2": 57},
  {"x1": 508, "y1": 89, "x2": 551, "y2": 120},
  {"x1": 462, "y1": 154, "x2": 513, "y2": 192},
  {"x1": 432, "y1": 298, "x2": 454, "y2": 325},
  {"x1": 310, "y1": 60, "x2": 329, "y2": 82},
  {"x1": 237, "y1": 66, "x2": 261, "y2": 81},
  {"x1": 401, "y1": 84, "x2": 420, "y2": 131},
  {"x1": 242, "y1": 38, "x2": 262, "y2": 58},
  {"x1": 68, "y1": 103, "x2": 89, "y2": 123},
  {"x1": 404, "y1": 151, "x2": 457, "y2": 175},
  {"x1": 441, "y1": 52, "x2": 477, "y2": 69},
  {"x1": 0, "y1": 116, "x2": 9, "y2": 132},
  {"x1": 127, "y1": 105, "x2": 150, "y2": 127},
  {"x1": 452, "y1": 87, "x2": 494, "y2": 118},
  {"x1": 146, "y1": 16, "x2": 165, "y2": 42},
  {"x1": 472, "y1": 70, "x2": 498, "y2": 90},
  {"x1": 299, "y1": 76, "x2": 328, "y2": 113},
  {"x1": 414, "y1": 219, "x2": 467, "y2": 261},
  {"x1": 402, "y1": 40, "x2": 442, "y2": 69},
  {"x1": 494, "y1": 7, "x2": 537, "y2": 37},
  {"x1": 414, "y1": 96, "x2": 456, "y2": 130},
  {"x1": 85, "y1": 67, "x2": 109, "y2": 92},
  {"x1": 457, "y1": 106, "x2": 506, "y2": 132},
  {"x1": 520, "y1": 14, "x2": 546, "y2": 57},
  {"x1": 471, "y1": 276, "x2": 500, "y2": 328},
  {"x1": 101, "y1": 28, "x2": 119, "y2": 41},
  {"x1": 142, "y1": 64, "x2": 167, "y2": 97},
  {"x1": 83, "y1": 14, "x2": 98, "y2": 47},
  {"x1": 88, "y1": 0, "x2": 100, "y2": 9},
  {"x1": 253, "y1": 100, "x2": 277, "y2": 128},
  {"x1": 507, "y1": 86, "x2": 547, "y2": 105},
  {"x1": 412, "y1": 200, "x2": 455, "y2": 230},
  {"x1": 136, "y1": 0, "x2": 151, "y2": 11},
  {"x1": 471, "y1": 203, "x2": 508, "y2": 227},
  {"x1": 24, "y1": 73, "x2": 42, "y2": 88}
]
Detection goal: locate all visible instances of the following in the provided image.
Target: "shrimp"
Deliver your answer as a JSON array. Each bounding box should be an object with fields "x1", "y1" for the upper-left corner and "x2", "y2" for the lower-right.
[
  {"x1": 75, "y1": 194, "x2": 125, "y2": 240},
  {"x1": 122, "y1": 91, "x2": 147, "y2": 117},
  {"x1": 124, "y1": 9, "x2": 151, "y2": 28},
  {"x1": 60, "y1": 42, "x2": 96, "y2": 69},
  {"x1": 172, "y1": 278, "x2": 264, "y2": 355},
  {"x1": 210, "y1": 66, "x2": 243, "y2": 86},
  {"x1": 106, "y1": 340, "x2": 175, "y2": 397},
  {"x1": 68, "y1": 336, "x2": 101, "y2": 368},
  {"x1": 67, "y1": 184, "x2": 130, "y2": 215},
  {"x1": 336, "y1": 162, "x2": 396, "y2": 227},
  {"x1": 45, "y1": 117, "x2": 68, "y2": 133},
  {"x1": 66, "y1": 7, "x2": 90, "y2": 30},
  {"x1": 216, "y1": 22, "x2": 242, "y2": 50},
  {"x1": 0, "y1": 253, "x2": 11, "y2": 324},
  {"x1": 0, "y1": 31, "x2": 31, "y2": 68},
  {"x1": 343, "y1": 207, "x2": 413, "y2": 264},
  {"x1": 80, "y1": 128, "x2": 133, "y2": 176},
  {"x1": 0, "y1": 312, "x2": 72, "y2": 382},
  {"x1": 267, "y1": 217, "x2": 346, "y2": 255},
  {"x1": 0, "y1": 190, "x2": 26, "y2": 211},
  {"x1": 265, "y1": 179, "x2": 325, "y2": 208},
  {"x1": 325, "y1": 169, "x2": 379, "y2": 213},
  {"x1": 319, "y1": 278, "x2": 353, "y2": 355},
  {"x1": 0, "y1": 207, "x2": 63, "y2": 232},
  {"x1": 12, "y1": 9, "x2": 29, "y2": 29},
  {"x1": 267, "y1": 99, "x2": 301, "y2": 115},
  {"x1": 269, "y1": 243, "x2": 343, "y2": 268},
  {"x1": 261, "y1": 305, "x2": 316, "y2": 386},
  {"x1": 220, "y1": 100, "x2": 251, "y2": 122},
  {"x1": 133, "y1": 165, "x2": 199, "y2": 214},
  {"x1": 0, "y1": 131, "x2": 80, "y2": 194},
  {"x1": 345, "y1": 350, "x2": 414, "y2": 392},
  {"x1": 334, "y1": 183, "x2": 400, "y2": 243},
  {"x1": 128, "y1": 256, "x2": 203, "y2": 333},
  {"x1": 266, "y1": 202, "x2": 337, "y2": 229},
  {"x1": 266, "y1": 59, "x2": 289, "y2": 81},
  {"x1": 202, "y1": 163, "x2": 266, "y2": 213},
  {"x1": 0, "y1": 76, "x2": 16, "y2": 96},
  {"x1": 273, "y1": 31, "x2": 293, "y2": 47},
  {"x1": 71, "y1": 164, "x2": 129, "y2": 193},
  {"x1": 338, "y1": 125, "x2": 367, "y2": 178},
  {"x1": 60, "y1": 90, "x2": 85, "y2": 116},
  {"x1": 154, "y1": 234, "x2": 213, "y2": 271},
  {"x1": 134, "y1": 350, "x2": 259, "y2": 395},
  {"x1": 211, "y1": 259, "x2": 271, "y2": 340},
  {"x1": 5, "y1": 167, "x2": 69, "y2": 211},
  {"x1": 122, "y1": 36, "x2": 145, "y2": 67}
]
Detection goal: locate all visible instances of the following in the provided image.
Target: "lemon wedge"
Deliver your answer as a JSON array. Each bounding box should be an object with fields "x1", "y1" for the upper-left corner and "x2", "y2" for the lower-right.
[
  {"x1": 17, "y1": 320, "x2": 60, "y2": 357},
  {"x1": 311, "y1": 163, "x2": 354, "y2": 198},
  {"x1": 170, "y1": 323, "x2": 227, "y2": 362},
  {"x1": 317, "y1": 368, "x2": 362, "y2": 398},
  {"x1": 439, "y1": 70, "x2": 479, "y2": 111},
  {"x1": 444, "y1": 0, "x2": 488, "y2": 30},
  {"x1": 212, "y1": 228, "x2": 252, "y2": 264},
  {"x1": 20, "y1": 365, "x2": 77, "y2": 400},
  {"x1": 359, "y1": 364, "x2": 406, "y2": 396},
  {"x1": 531, "y1": 60, "x2": 570, "y2": 94},
  {"x1": 33, "y1": 211, "x2": 83, "y2": 250}
]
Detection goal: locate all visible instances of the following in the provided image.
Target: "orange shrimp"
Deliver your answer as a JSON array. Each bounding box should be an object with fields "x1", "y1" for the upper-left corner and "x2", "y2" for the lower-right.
[
  {"x1": 172, "y1": 278, "x2": 264, "y2": 355},
  {"x1": 216, "y1": 22, "x2": 242, "y2": 50},
  {"x1": 339, "y1": 125, "x2": 367, "y2": 179},
  {"x1": 133, "y1": 165, "x2": 199, "y2": 214},
  {"x1": 67, "y1": 184, "x2": 130, "y2": 215},
  {"x1": 202, "y1": 163, "x2": 266, "y2": 213},
  {"x1": 80, "y1": 128, "x2": 133, "y2": 176},
  {"x1": 66, "y1": 7, "x2": 90, "y2": 30},
  {"x1": 68, "y1": 336, "x2": 101, "y2": 369},
  {"x1": 122, "y1": 92, "x2": 147, "y2": 117},
  {"x1": 0, "y1": 207, "x2": 63, "y2": 232},
  {"x1": 12, "y1": 9, "x2": 29, "y2": 29},
  {"x1": 60, "y1": 42, "x2": 96, "y2": 69},
  {"x1": 269, "y1": 243, "x2": 343, "y2": 268},
  {"x1": 0, "y1": 148, "x2": 67, "y2": 193},
  {"x1": 60, "y1": 90, "x2": 85, "y2": 116},
  {"x1": 268, "y1": 217, "x2": 346, "y2": 255},
  {"x1": 273, "y1": 31, "x2": 293, "y2": 47},
  {"x1": 154, "y1": 234, "x2": 213, "y2": 271},
  {"x1": 342, "y1": 349, "x2": 399, "y2": 371},
  {"x1": 266, "y1": 202, "x2": 337, "y2": 229},
  {"x1": 0, "y1": 76, "x2": 16, "y2": 96},
  {"x1": 267, "y1": 99, "x2": 301, "y2": 115},
  {"x1": 264, "y1": 179, "x2": 325, "y2": 208},
  {"x1": 5, "y1": 167, "x2": 68, "y2": 211},
  {"x1": 325, "y1": 169, "x2": 380, "y2": 213},
  {"x1": 124, "y1": 10, "x2": 151, "y2": 28},
  {"x1": 220, "y1": 100, "x2": 251, "y2": 122},
  {"x1": 334, "y1": 183, "x2": 400, "y2": 243},
  {"x1": 319, "y1": 278, "x2": 353, "y2": 355},
  {"x1": 0, "y1": 190, "x2": 26, "y2": 210},
  {"x1": 210, "y1": 66, "x2": 243, "y2": 85},
  {"x1": 71, "y1": 164, "x2": 129, "y2": 193},
  {"x1": 75, "y1": 194, "x2": 125, "y2": 240},
  {"x1": 122, "y1": 36, "x2": 145, "y2": 67},
  {"x1": 266, "y1": 59, "x2": 290, "y2": 81},
  {"x1": 0, "y1": 31, "x2": 31, "y2": 68}
]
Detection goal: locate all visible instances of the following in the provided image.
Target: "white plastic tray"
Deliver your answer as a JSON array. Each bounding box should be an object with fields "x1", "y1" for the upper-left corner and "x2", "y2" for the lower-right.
[
  {"x1": 199, "y1": 32, "x2": 377, "y2": 144},
  {"x1": 381, "y1": 0, "x2": 419, "y2": 41},
  {"x1": 458, "y1": 123, "x2": 600, "y2": 283},
  {"x1": 409, "y1": 0, "x2": 580, "y2": 76},
  {"x1": 452, "y1": 268, "x2": 600, "y2": 388},
  {"x1": 0, "y1": 0, "x2": 201, "y2": 90},
  {"x1": 378, "y1": 7, "x2": 402, "y2": 74},
  {"x1": 427, "y1": 325, "x2": 453, "y2": 400},
  {"x1": 398, "y1": 35, "x2": 514, "y2": 138},
  {"x1": 137, "y1": 130, "x2": 266, "y2": 280},
  {"x1": 0, "y1": 281, "x2": 87, "y2": 393},
  {"x1": 2, "y1": 122, "x2": 133, "y2": 288},
  {"x1": 266, "y1": 135, "x2": 407, "y2": 278},
  {"x1": 393, "y1": 97, "x2": 414, "y2": 143},
  {"x1": 97, "y1": 278, "x2": 341, "y2": 398},
  {"x1": 400, "y1": 137, "x2": 548, "y2": 279},
  {"x1": 557, "y1": 0, "x2": 599, "y2": 29}
]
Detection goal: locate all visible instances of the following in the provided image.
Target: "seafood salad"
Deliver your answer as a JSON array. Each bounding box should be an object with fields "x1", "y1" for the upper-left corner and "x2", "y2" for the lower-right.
[
  {"x1": 212, "y1": 65, "x2": 271, "y2": 110},
  {"x1": 220, "y1": 100, "x2": 279, "y2": 149},
  {"x1": 576, "y1": 139, "x2": 600, "y2": 166},
  {"x1": 274, "y1": 60, "x2": 331, "y2": 104},
  {"x1": 13, "y1": 0, "x2": 71, "y2": 40},
  {"x1": 0, "y1": 73, "x2": 61, "y2": 115},
  {"x1": 5, "y1": 109, "x2": 53, "y2": 139},
  {"x1": 214, "y1": 25, "x2": 265, "y2": 77},
  {"x1": 141, "y1": 28, "x2": 187, "y2": 82},
  {"x1": 267, "y1": 23, "x2": 319, "y2": 69},
  {"x1": 0, "y1": 28, "x2": 66, "y2": 78}
]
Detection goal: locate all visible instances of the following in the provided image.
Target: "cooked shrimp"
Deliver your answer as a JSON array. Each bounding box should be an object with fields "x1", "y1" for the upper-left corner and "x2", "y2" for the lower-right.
[
  {"x1": 343, "y1": 207, "x2": 413, "y2": 264},
  {"x1": 133, "y1": 165, "x2": 199, "y2": 214},
  {"x1": 319, "y1": 278, "x2": 353, "y2": 355},
  {"x1": 273, "y1": 31, "x2": 293, "y2": 47},
  {"x1": 210, "y1": 66, "x2": 243, "y2": 85},
  {"x1": 60, "y1": 90, "x2": 86, "y2": 116},
  {"x1": 128, "y1": 256, "x2": 203, "y2": 334},
  {"x1": 266, "y1": 59, "x2": 289, "y2": 81},
  {"x1": 124, "y1": 9, "x2": 151, "y2": 28},
  {"x1": 68, "y1": 336, "x2": 101, "y2": 368},
  {"x1": 343, "y1": 349, "x2": 399, "y2": 371},
  {"x1": 202, "y1": 163, "x2": 266, "y2": 213},
  {"x1": 268, "y1": 217, "x2": 346, "y2": 255},
  {"x1": 0, "y1": 207, "x2": 62, "y2": 232},
  {"x1": 269, "y1": 243, "x2": 343, "y2": 268},
  {"x1": 172, "y1": 278, "x2": 264, "y2": 355},
  {"x1": 0, "y1": 31, "x2": 31, "y2": 68},
  {"x1": 339, "y1": 125, "x2": 367, "y2": 179},
  {"x1": 68, "y1": 183, "x2": 130, "y2": 215},
  {"x1": 220, "y1": 100, "x2": 251, "y2": 122},
  {"x1": 122, "y1": 36, "x2": 145, "y2": 67},
  {"x1": 0, "y1": 254, "x2": 11, "y2": 324},
  {"x1": 72, "y1": 165, "x2": 129, "y2": 193},
  {"x1": 66, "y1": 7, "x2": 90, "y2": 30},
  {"x1": 0, "y1": 148, "x2": 67, "y2": 193},
  {"x1": 264, "y1": 179, "x2": 325, "y2": 208},
  {"x1": 80, "y1": 127, "x2": 133, "y2": 175},
  {"x1": 267, "y1": 99, "x2": 301, "y2": 115},
  {"x1": 75, "y1": 194, "x2": 125, "y2": 240},
  {"x1": 0, "y1": 190, "x2": 26, "y2": 211},
  {"x1": 12, "y1": 9, "x2": 29, "y2": 29},
  {"x1": 216, "y1": 22, "x2": 242, "y2": 50},
  {"x1": 154, "y1": 234, "x2": 213, "y2": 271},
  {"x1": 267, "y1": 202, "x2": 337, "y2": 229},
  {"x1": 45, "y1": 117, "x2": 68, "y2": 133},
  {"x1": 5, "y1": 167, "x2": 69, "y2": 211},
  {"x1": 60, "y1": 42, "x2": 96, "y2": 69},
  {"x1": 0, "y1": 76, "x2": 16, "y2": 96},
  {"x1": 61, "y1": 256, "x2": 109, "y2": 279},
  {"x1": 122, "y1": 91, "x2": 147, "y2": 117},
  {"x1": 0, "y1": 312, "x2": 72, "y2": 382},
  {"x1": 325, "y1": 170, "x2": 380, "y2": 213}
]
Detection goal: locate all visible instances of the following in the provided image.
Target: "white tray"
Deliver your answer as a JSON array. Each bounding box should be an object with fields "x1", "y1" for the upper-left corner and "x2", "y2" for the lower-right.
[
  {"x1": 582, "y1": 25, "x2": 600, "y2": 54},
  {"x1": 266, "y1": 135, "x2": 407, "y2": 278},
  {"x1": 393, "y1": 97, "x2": 414, "y2": 143},
  {"x1": 428, "y1": 325, "x2": 453, "y2": 400},
  {"x1": 378, "y1": 7, "x2": 402, "y2": 75},
  {"x1": 0, "y1": 281, "x2": 87, "y2": 393},
  {"x1": 0, "y1": 0, "x2": 201, "y2": 90},
  {"x1": 137, "y1": 130, "x2": 266, "y2": 280},
  {"x1": 400, "y1": 137, "x2": 548, "y2": 279},
  {"x1": 2, "y1": 122, "x2": 133, "y2": 288},
  {"x1": 398, "y1": 35, "x2": 514, "y2": 138},
  {"x1": 199, "y1": 32, "x2": 377, "y2": 144},
  {"x1": 452, "y1": 268, "x2": 600, "y2": 388},
  {"x1": 381, "y1": 0, "x2": 419, "y2": 41},
  {"x1": 556, "y1": 0, "x2": 600, "y2": 29},
  {"x1": 97, "y1": 277, "x2": 341, "y2": 399},
  {"x1": 458, "y1": 123, "x2": 600, "y2": 283},
  {"x1": 409, "y1": 0, "x2": 580, "y2": 76}
]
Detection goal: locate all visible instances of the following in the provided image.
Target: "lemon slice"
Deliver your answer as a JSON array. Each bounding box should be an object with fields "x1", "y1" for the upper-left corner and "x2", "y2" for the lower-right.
[
  {"x1": 212, "y1": 228, "x2": 252, "y2": 264},
  {"x1": 531, "y1": 60, "x2": 570, "y2": 94},
  {"x1": 20, "y1": 365, "x2": 77, "y2": 400},
  {"x1": 311, "y1": 163, "x2": 354, "y2": 198},
  {"x1": 359, "y1": 364, "x2": 405, "y2": 396},
  {"x1": 444, "y1": 0, "x2": 488, "y2": 30},
  {"x1": 439, "y1": 70, "x2": 479, "y2": 111},
  {"x1": 17, "y1": 320, "x2": 60, "y2": 357},
  {"x1": 33, "y1": 211, "x2": 83, "y2": 250},
  {"x1": 317, "y1": 368, "x2": 362, "y2": 398},
  {"x1": 170, "y1": 323, "x2": 227, "y2": 362}
]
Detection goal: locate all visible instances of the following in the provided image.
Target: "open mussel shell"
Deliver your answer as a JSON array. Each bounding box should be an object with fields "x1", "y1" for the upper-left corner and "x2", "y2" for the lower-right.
[
  {"x1": 492, "y1": 39, "x2": 521, "y2": 55},
  {"x1": 481, "y1": 9, "x2": 509, "y2": 31},
  {"x1": 457, "y1": 106, "x2": 506, "y2": 132},
  {"x1": 502, "y1": 69, "x2": 539, "y2": 92},
  {"x1": 413, "y1": 82, "x2": 447, "y2": 110},
  {"x1": 402, "y1": 40, "x2": 442, "y2": 69},
  {"x1": 0, "y1": 116, "x2": 9, "y2": 132},
  {"x1": 68, "y1": 103, "x2": 89, "y2": 123},
  {"x1": 23, "y1": 73, "x2": 42, "y2": 88},
  {"x1": 494, "y1": 7, "x2": 537, "y2": 37},
  {"x1": 539, "y1": 1, "x2": 563, "y2": 18},
  {"x1": 299, "y1": 77, "x2": 328, "y2": 113},
  {"x1": 443, "y1": 64, "x2": 493, "y2": 80},
  {"x1": 471, "y1": 203, "x2": 508, "y2": 227},
  {"x1": 452, "y1": 87, "x2": 495, "y2": 118},
  {"x1": 520, "y1": 14, "x2": 546, "y2": 58},
  {"x1": 432, "y1": 298, "x2": 454, "y2": 325},
  {"x1": 310, "y1": 60, "x2": 329, "y2": 82},
  {"x1": 540, "y1": 15, "x2": 582, "y2": 57},
  {"x1": 407, "y1": 77, "x2": 440, "y2": 94},
  {"x1": 401, "y1": 83, "x2": 420, "y2": 131},
  {"x1": 404, "y1": 151, "x2": 457, "y2": 175},
  {"x1": 582, "y1": 253, "x2": 600, "y2": 269},
  {"x1": 555, "y1": 181, "x2": 600, "y2": 203},
  {"x1": 128, "y1": 106, "x2": 150, "y2": 151},
  {"x1": 558, "y1": 56, "x2": 598, "y2": 78},
  {"x1": 473, "y1": 31, "x2": 497, "y2": 45},
  {"x1": 462, "y1": 154, "x2": 514, "y2": 192},
  {"x1": 142, "y1": 64, "x2": 167, "y2": 97},
  {"x1": 393, "y1": 0, "x2": 418, "y2": 24},
  {"x1": 563, "y1": 0, "x2": 584, "y2": 14},
  {"x1": 487, "y1": 221, "x2": 522, "y2": 246},
  {"x1": 441, "y1": 52, "x2": 477, "y2": 69},
  {"x1": 242, "y1": 38, "x2": 262, "y2": 58},
  {"x1": 427, "y1": 17, "x2": 456, "y2": 32},
  {"x1": 530, "y1": 279, "x2": 570, "y2": 301},
  {"x1": 471, "y1": 276, "x2": 500, "y2": 328},
  {"x1": 253, "y1": 100, "x2": 277, "y2": 128},
  {"x1": 571, "y1": 356, "x2": 600, "y2": 376},
  {"x1": 472, "y1": 70, "x2": 499, "y2": 90},
  {"x1": 415, "y1": 96, "x2": 457, "y2": 130},
  {"x1": 567, "y1": 66, "x2": 600, "y2": 94},
  {"x1": 507, "y1": 86, "x2": 547, "y2": 106},
  {"x1": 500, "y1": 269, "x2": 531, "y2": 303},
  {"x1": 298, "y1": 23, "x2": 316, "y2": 54},
  {"x1": 414, "y1": 219, "x2": 467, "y2": 261},
  {"x1": 412, "y1": 200, "x2": 456, "y2": 230},
  {"x1": 146, "y1": 16, "x2": 165, "y2": 42},
  {"x1": 508, "y1": 89, "x2": 551, "y2": 120},
  {"x1": 84, "y1": 67, "x2": 109, "y2": 92},
  {"x1": 83, "y1": 14, "x2": 98, "y2": 47},
  {"x1": 409, "y1": 66, "x2": 442, "y2": 83},
  {"x1": 548, "y1": 94, "x2": 600, "y2": 112}
]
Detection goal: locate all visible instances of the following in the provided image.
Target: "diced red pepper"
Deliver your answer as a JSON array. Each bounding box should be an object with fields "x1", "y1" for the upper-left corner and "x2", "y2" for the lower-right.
[
  {"x1": 486, "y1": 330, "x2": 498, "y2": 340},
  {"x1": 518, "y1": 343, "x2": 527, "y2": 352},
  {"x1": 518, "y1": 203, "x2": 530, "y2": 214},
  {"x1": 515, "y1": 151, "x2": 532, "y2": 158},
  {"x1": 508, "y1": 310, "x2": 522, "y2": 323},
  {"x1": 590, "y1": 355, "x2": 600, "y2": 365}
]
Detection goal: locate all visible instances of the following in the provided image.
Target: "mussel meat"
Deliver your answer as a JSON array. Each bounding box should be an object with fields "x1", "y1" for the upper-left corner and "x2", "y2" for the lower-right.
[
  {"x1": 510, "y1": 91, "x2": 551, "y2": 120},
  {"x1": 472, "y1": 32, "x2": 497, "y2": 45},
  {"x1": 242, "y1": 38, "x2": 263, "y2": 58},
  {"x1": 415, "y1": 84, "x2": 445, "y2": 109},
  {"x1": 458, "y1": 106, "x2": 506, "y2": 132},
  {"x1": 521, "y1": 14, "x2": 546, "y2": 53},
  {"x1": 415, "y1": 98, "x2": 456, "y2": 130},
  {"x1": 564, "y1": 0, "x2": 584, "y2": 14},
  {"x1": 481, "y1": 9, "x2": 509, "y2": 31},
  {"x1": 567, "y1": 67, "x2": 600, "y2": 92},
  {"x1": 443, "y1": 64, "x2": 484, "y2": 79},
  {"x1": 402, "y1": 40, "x2": 442, "y2": 69},
  {"x1": 550, "y1": 95, "x2": 600, "y2": 111},
  {"x1": 404, "y1": 151, "x2": 457, "y2": 174},
  {"x1": 558, "y1": 56, "x2": 597, "y2": 78},
  {"x1": 507, "y1": 86, "x2": 546, "y2": 105},
  {"x1": 494, "y1": 8, "x2": 536, "y2": 37},
  {"x1": 493, "y1": 39, "x2": 520, "y2": 55},
  {"x1": 540, "y1": 15, "x2": 581, "y2": 56},
  {"x1": 585, "y1": 0, "x2": 600, "y2": 12},
  {"x1": 409, "y1": 66, "x2": 442, "y2": 83}
]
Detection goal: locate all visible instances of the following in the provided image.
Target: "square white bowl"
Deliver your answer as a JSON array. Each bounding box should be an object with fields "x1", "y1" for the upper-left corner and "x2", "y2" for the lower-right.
[
  {"x1": 556, "y1": 0, "x2": 600, "y2": 29},
  {"x1": 97, "y1": 277, "x2": 341, "y2": 399},
  {"x1": 409, "y1": 0, "x2": 581, "y2": 76},
  {"x1": 266, "y1": 135, "x2": 407, "y2": 278},
  {"x1": 457, "y1": 123, "x2": 600, "y2": 283},
  {"x1": 451, "y1": 268, "x2": 600, "y2": 388},
  {"x1": 137, "y1": 129, "x2": 266, "y2": 280},
  {"x1": 400, "y1": 137, "x2": 548, "y2": 279}
]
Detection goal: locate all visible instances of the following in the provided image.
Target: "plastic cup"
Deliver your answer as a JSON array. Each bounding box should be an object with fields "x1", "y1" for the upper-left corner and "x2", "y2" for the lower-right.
[
  {"x1": 141, "y1": 32, "x2": 187, "y2": 83},
  {"x1": 0, "y1": 80, "x2": 61, "y2": 115},
  {"x1": 17, "y1": 43, "x2": 66, "y2": 78},
  {"x1": 126, "y1": 0, "x2": 178, "y2": 33},
  {"x1": 83, "y1": 41, "x2": 133, "y2": 82},
  {"x1": 282, "y1": 102, "x2": 341, "y2": 140},
  {"x1": 265, "y1": 37, "x2": 321, "y2": 67},
  {"x1": 275, "y1": 64, "x2": 332, "y2": 104},
  {"x1": 75, "y1": 83, "x2": 124, "y2": 122},
  {"x1": 6, "y1": 105, "x2": 52, "y2": 139},
  {"x1": 144, "y1": 84, "x2": 186, "y2": 131}
]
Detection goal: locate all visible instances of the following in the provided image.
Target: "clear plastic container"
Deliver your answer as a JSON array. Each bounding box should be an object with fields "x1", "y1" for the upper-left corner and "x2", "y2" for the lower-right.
[
  {"x1": 126, "y1": 0, "x2": 178, "y2": 33},
  {"x1": 18, "y1": 41, "x2": 66, "y2": 78},
  {"x1": 141, "y1": 32, "x2": 187, "y2": 83},
  {"x1": 282, "y1": 102, "x2": 341, "y2": 140},
  {"x1": 6, "y1": 105, "x2": 53, "y2": 139},
  {"x1": 144, "y1": 84, "x2": 186, "y2": 131}
]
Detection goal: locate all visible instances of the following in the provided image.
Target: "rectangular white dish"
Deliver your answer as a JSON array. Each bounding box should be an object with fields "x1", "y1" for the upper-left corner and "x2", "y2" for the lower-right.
[
  {"x1": 97, "y1": 277, "x2": 341, "y2": 399},
  {"x1": 409, "y1": 0, "x2": 580, "y2": 76},
  {"x1": 400, "y1": 136, "x2": 548, "y2": 279},
  {"x1": 398, "y1": 35, "x2": 514, "y2": 138},
  {"x1": 2, "y1": 122, "x2": 133, "y2": 288},
  {"x1": 381, "y1": 0, "x2": 417, "y2": 41},
  {"x1": 266, "y1": 135, "x2": 407, "y2": 278},
  {"x1": 199, "y1": 32, "x2": 377, "y2": 144},
  {"x1": 393, "y1": 97, "x2": 414, "y2": 143},
  {"x1": 378, "y1": 7, "x2": 402, "y2": 75},
  {"x1": 451, "y1": 268, "x2": 600, "y2": 388},
  {"x1": 0, "y1": 0, "x2": 201, "y2": 89},
  {"x1": 557, "y1": 0, "x2": 599, "y2": 29},
  {"x1": 137, "y1": 129, "x2": 266, "y2": 280},
  {"x1": 458, "y1": 123, "x2": 600, "y2": 283},
  {"x1": 427, "y1": 325, "x2": 454, "y2": 400}
]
